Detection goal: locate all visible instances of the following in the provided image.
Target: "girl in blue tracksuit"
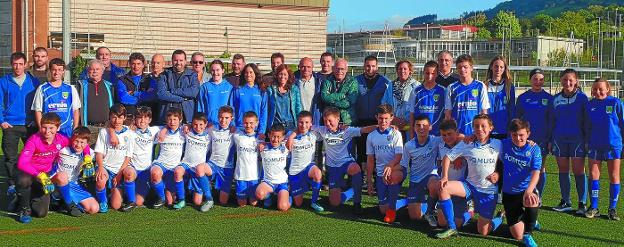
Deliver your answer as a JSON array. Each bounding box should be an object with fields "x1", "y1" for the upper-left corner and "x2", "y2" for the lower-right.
[
  {"x1": 197, "y1": 60, "x2": 233, "y2": 126},
  {"x1": 551, "y1": 69, "x2": 588, "y2": 214},
  {"x1": 516, "y1": 68, "x2": 553, "y2": 199},
  {"x1": 486, "y1": 56, "x2": 515, "y2": 139},
  {"x1": 230, "y1": 63, "x2": 268, "y2": 137},
  {"x1": 584, "y1": 78, "x2": 621, "y2": 220}
]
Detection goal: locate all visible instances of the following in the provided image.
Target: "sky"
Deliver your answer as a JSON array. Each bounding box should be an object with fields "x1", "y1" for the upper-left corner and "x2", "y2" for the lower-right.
[{"x1": 327, "y1": 0, "x2": 508, "y2": 33}]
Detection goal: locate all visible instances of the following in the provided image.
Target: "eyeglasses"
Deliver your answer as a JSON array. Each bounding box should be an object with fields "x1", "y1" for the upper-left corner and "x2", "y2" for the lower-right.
[{"x1": 191, "y1": 61, "x2": 204, "y2": 65}]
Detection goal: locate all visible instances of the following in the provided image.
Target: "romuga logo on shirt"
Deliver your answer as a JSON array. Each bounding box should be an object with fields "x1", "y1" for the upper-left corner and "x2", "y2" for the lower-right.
[
  {"x1": 606, "y1": 106, "x2": 613, "y2": 114},
  {"x1": 471, "y1": 89, "x2": 479, "y2": 97}
]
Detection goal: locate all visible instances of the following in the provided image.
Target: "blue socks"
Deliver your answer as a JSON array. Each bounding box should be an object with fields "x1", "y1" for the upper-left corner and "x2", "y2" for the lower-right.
[
  {"x1": 388, "y1": 184, "x2": 401, "y2": 210},
  {"x1": 341, "y1": 188, "x2": 354, "y2": 203},
  {"x1": 559, "y1": 173, "x2": 571, "y2": 204},
  {"x1": 537, "y1": 172, "x2": 546, "y2": 199},
  {"x1": 153, "y1": 181, "x2": 165, "y2": 200},
  {"x1": 58, "y1": 184, "x2": 72, "y2": 205},
  {"x1": 590, "y1": 180, "x2": 600, "y2": 209},
  {"x1": 96, "y1": 188, "x2": 107, "y2": 204},
  {"x1": 125, "y1": 181, "x2": 136, "y2": 203},
  {"x1": 198, "y1": 176, "x2": 213, "y2": 201},
  {"x1": 311, "y1": 181, "x2": 321, "y2": 203},
  {"x1": 610, "y1": 183, "x2": 620, "y2": 209},
  {"x1": 439, "y1": 199, "x2": 456, "y2": 230},
  {"x1": 462, "y1": 211, "x2": 472, "y2": 226},
  {"x1": 420, "y1": 202, "x2": 428, "y2": 215},
  {"x1": 425, "y1": 195, "x2": 437, "y2": 215},
  {"x1": 491, "y1": 214, "x2": 503, "y2": 231},
  {"x1": 575, "y1": 174, "x2": 587, "y2": 204},
  {"x1": 395, "y1": 198, "x2": 408, "y2": 210},
  {"x1": 263, "y1": 194, "x2": 272, "y2": 208},
  {"x1": 352, "y1": 172, "x2": 362, "y2": 204},
  {"x1": 175, "y1": 180, "x2": 185, "y2": 201}
]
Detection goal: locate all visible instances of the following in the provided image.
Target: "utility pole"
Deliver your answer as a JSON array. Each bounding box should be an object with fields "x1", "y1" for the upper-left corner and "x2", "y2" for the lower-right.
[{"x1": 62, "y1": 0, "x2": 71, "y2": 80}]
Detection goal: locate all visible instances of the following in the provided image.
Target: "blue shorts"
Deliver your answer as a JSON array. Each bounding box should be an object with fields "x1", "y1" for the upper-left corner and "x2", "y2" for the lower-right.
[
  {"x1": 552, "y1": 140, "x2": 586, "y2": 158},
  {"x1": 407, "y1": 174, "x2": 439, "y2": 203},
  {"x1": 328, "y1": 161, "x2": 355, "y2": 189},
  {"x1": 288, "y1": 164, "x2": 314, "y2": 197},
  {"x1": 68, "y1": 181, "x2": 93, "y2": 205},
  {"x1": 153, "y1": 163, "x2": 176, "y2": 191},
  {"x1": 588, "y1": 147, "x2": 622, "y2": 161},
  {"x1": 451, "y1": 196, "x2": 468, "y2": 220},
  {"x1": 263, "y1": 180, "x2": 289, "y2": 194},
  {"x1": 208, "y1": 162, "x2": 234, "y2": 193},
  {"x1": 134, "y1": 168, "x2": 151, "y2": 197},
  {"x1": 236, "y1": 180, "x2": 259, "y2": 200},
  {"x1": 462, "y1": 182, "x2": 497, "y2": 220},
  {"x1": 377, "y1": 167, "x2": 408, "y2": 205},
  {"x1": 106, "y1": 169, "x2": 121, "y2": 189}
]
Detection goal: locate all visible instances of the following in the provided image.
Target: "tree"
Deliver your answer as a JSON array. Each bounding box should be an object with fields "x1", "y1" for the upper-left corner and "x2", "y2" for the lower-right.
[
  {"x1": 532, "y1": 13, "x2": 554, "y2": 35},
  {"x1": 552, "y1": 10, "x2": 594, "y2": 39},
  {"x1": 492, "y1": 11, "x2": 522, "y2": 39},
  {"x1": 465, "y1": 12, "x2": 487, "y2": 28},
  {"x1": 475, "y1": 28, "x2": 492, "y2": 40}
]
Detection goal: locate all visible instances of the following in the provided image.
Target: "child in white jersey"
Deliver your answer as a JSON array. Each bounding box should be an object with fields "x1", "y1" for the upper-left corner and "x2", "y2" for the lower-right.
[
  {"x1": 179, "y1": 113, "x2": 214, "y2": 212},
  {"x1": 233, "y1": 111, "x2": 263, "y2": 207},
  {"x1": 52, "y1": 126, "x2": 99, "y2": 216},
  {"x1": 206, "y1": 106, "x2": 236, "y2": 205},
  {"x1": 366, "y1": 104, "x2": 404, "y2": 224},
  {"x1": 94, "y1": 104, "x2": 134, "y2": 213},
  {"x1": 150, "y1": 108, "x2": 185, "y2": 209},
  {"x1": 285, "y1": 110, "x2": 324, "y2": 212},
  {"x1": 256, "y1": 124, "x2": 291, "y2": 211}
]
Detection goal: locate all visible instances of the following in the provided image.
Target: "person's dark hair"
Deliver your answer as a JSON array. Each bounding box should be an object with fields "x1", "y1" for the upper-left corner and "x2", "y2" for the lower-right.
[
  {"x1": 49, "y1": 58, "x2": 66, "y2": 70},
  {"x1": 364, "y1": 55, "x2": 378, "y2": 64},
  {"x1": 473, "y1": 113, "x2": 493, "y2": 128},
  {"x1": 413, "y1": 114, "x2": 430, "y2": 123},
  {"x1": 172, "y1": 49, "x2": 187, "y2": 58},
  {"x1": 135, "y1": 106, "x2": 152, "y2": 119},
  {"x1": 320, "y1": 52, "x2": 334, "y2": 60},
  {"x1": 395, "y1": 60, "x2": 414, "y2": 74},
  {"x1": 323, "y1": 107, "x2": 340, "y2": 119},
  {"x1": 232, "y1": 53, "x2": 245, "y2": 62},
  {"x1": 210, "y1": 59, "x2": 225, "y2": 70},
  {"x1": 109, "y1": 103, "x2": 127, "y2": 117},
  {"x1": 268, "y1": 123, "x2": 286, "y2": 135},
  {"x1": 72, "y1": 126, "x2": 91, "y2": 142},
  {"x1": 508, "y1": 118, "x2": 531, "y2": 133},
  {"x1": 166, "y1": 107, "x2": 184, "y2": 120},
  {"x1": 455, "y1": 54, "x2": 474, "y2": 66},
  {"x1": 271, "y1": 52, "x2": 285, "y2": 63},
  {"x1": 423, "y1": 60, "x2": 438, "y2": 72},
  {"x1": 376, "y1": 104, "x2": 394, "y2": 116},
  {"x1": 33, "y1": 47, "x2": 48, "y2": 54},
  {"x1": 10, "y1": 52, "x2": 27, "y2": 63},
  {"x1": 219, "y1": 105, "x2": 234, "y2": 116},
  {"x1": 240, "y1": 63, "x2": 263, "y2": 90},
  {"x1": 273, "y1": 64, "x2": 295, "y2": 91},
  {"x1": 559, "y1": 68, "x2": 578, "y2": 79},
  {"x1": 41, "y1": 112, "x2": 61, "y2": 127},
  {"x1": 439, "y1": 119, "x2": 458, "y2": 131},
  {"x1": 192, "y1": 112, "x2": 208, "y2": 123},
  {"x1": 243, "y1": 111, "x2": 258, "y2": 120},
  {"x1": 129, "y1": 52, "x2": 146, "y2": 64},
  {"x1": 297, "y1": 110, "x2": 313, "y2": 120}
]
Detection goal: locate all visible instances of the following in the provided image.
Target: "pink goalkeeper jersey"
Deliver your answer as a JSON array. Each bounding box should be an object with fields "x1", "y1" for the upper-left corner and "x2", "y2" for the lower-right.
[{"x1": 18, "y1": 133, "x2": 69, "y2": 176}]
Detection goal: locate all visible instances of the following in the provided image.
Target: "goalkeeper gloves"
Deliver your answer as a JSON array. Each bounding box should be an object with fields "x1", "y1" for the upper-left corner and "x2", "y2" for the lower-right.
[{"x1": 37, "y1": 172, "x2": 55, "y2": 194}]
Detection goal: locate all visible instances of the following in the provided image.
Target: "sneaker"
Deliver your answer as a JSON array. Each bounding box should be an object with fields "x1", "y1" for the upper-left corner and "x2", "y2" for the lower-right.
[
  {"x1": 435, "y1": 228, "x2": 458, "y2": 239},
  {"x1": 311, "y1": 202, "x2": 324, "y2": 213},
  {"x1": 17, "y1": 208, "x2": 32, "y2": 224},
  {"x1": 353, "y1": 203, "x2": 363, "y2": 215},
  {"x1": 534, "y1": 221, "x2": 542, "y2": 231},
  {"x1": 608, "y1": 208, "x2": 620, "y2": 221},
  {"x1": 120, "y1": 202, "x2": 137, "y2": 212},
  {"x1": 575, "y1": 202, "x2": 587, "y2": 215},
  {"x1": 467, "y1": 199, "x2": 475, "y2": 213},
  {"x1": 99, "y1": 202, "x2": 109, "y2": 213},
  {"x1": 425, "y1": 212, "x2": 439, "y2": 227},
  {"x1": 552, "y1": 200, "x2": 572, "y2": 212},
  {"x1": 172, "y1": 199, "x2": 186, "y2": 210},
  {"x1": 67, "y1": 203, "x2": 84, "y2": 217},
  {"x1": 6, "y1": 185, "x2": 17, "y2": 212},
  {"x1": 153, "y1": 198, "x2": 165, "y2": 209},
  {"x1": 384, "y1": 209, "x2": 396, "y2": 224},
  {"x1": 584, "y1": 208, "x2": 600, "y2": 218},
  {"x1": 523, "y1": 233, "x2": 538, "y2": 247},
  {"x1": 495, "y1": 210, "x2": 506, "y2": 220},
  {"x1": 200, "y1": 200, "x2": 214, "y2": 212}
]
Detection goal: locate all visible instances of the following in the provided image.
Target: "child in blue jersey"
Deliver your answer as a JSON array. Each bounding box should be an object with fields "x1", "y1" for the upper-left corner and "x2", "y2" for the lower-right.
[
  {"x1": 314, "y1": 107, "x2": 376, "y2": 215},
  {"x1": 584, "y1": 78, "x2": 622, "y2": 221},
  {"x1": 31, "y1": 58, "x2": 81, "y2": 137},
  {"x1": 230, "y1": 63, "x2": 268, "y2": 138},
  {"x1": 285, "y1": 111, "x2": 324, "y2": 212},
  {"x1": 367, "y1": 104, "x2": 404, "y2": 223},
  {"x1": 52, "y1": 126, "x2": 99, "y2": 216},
  {"x1": 233, "y1": 111, "x2": 263, "y2": 207},
  {"x1": 401, "y1": 114, "x2": 443, "y2": 224},
  {"x1": 409, "y1": 60, "x2": 446, "y2": 137},
  {"x1": 256, "y1": 124, "x2": 291, "y2": 211},
  {"x1": 150, "y1": 108, "x2": 185, "y2": 209},
  {"x1": 501, "y1": 119, "x2": 542, "y2": 247},
  {"x1": 197, "y1": 60, "x2": 233, "y2": 126},
  {"x1": 116, "y1": 106, "x2": 160, "y2": 212},
  {"x1": 94, "y1": 104, "x2": 134, "y2": 213},
  {"x1": 551, "y1": 69, "x2": 589, "y2": 214},
  {"x1": 444, "y1": 54, "x2": 490, "y2": 135},
  {"x1": 176, "y1": 113, "x2": 214, "y2": 211},
  {"x1": 434, "y1": 119, "x2": 472, "y2": 229},
  {"x1": 206, "y1": 106, "x2": 236, "y2": 205},
  {"x1": 516, "y1": 69, "x2": 553, "y2": 200},
  {"x1": 485, "y1": 56, "x2": 515, "y2": 139},
  {"x1": 436, "y1": 114, "x2": 504, "y2": 239}
]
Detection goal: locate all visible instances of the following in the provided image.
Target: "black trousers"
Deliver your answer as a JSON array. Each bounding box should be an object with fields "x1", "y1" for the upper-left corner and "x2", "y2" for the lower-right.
[
  {"x1": 2, "y1": 125, "x2": 36, "y2": 186},
  {"x1": 17, "y1": 172, "x2": 51, "y2": 217}
]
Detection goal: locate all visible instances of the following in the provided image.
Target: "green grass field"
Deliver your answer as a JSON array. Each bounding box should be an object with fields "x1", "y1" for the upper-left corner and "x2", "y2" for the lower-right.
[{"x1": 0, "y1": 154, "x2": 622, "y2": 246}]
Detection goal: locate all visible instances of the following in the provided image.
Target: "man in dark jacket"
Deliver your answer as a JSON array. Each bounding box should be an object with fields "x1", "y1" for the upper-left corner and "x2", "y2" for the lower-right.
[
  {"x1": 157, "y1": 50, "x2": 199, "y2": 123},
  {"x1": 115, "y1": 52, "x2": 157, "y2": 116}
]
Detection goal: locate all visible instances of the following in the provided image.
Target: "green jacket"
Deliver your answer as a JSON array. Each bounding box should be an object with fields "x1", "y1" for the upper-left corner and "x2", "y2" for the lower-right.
[{"x1": 321, "y1": 75, "x2": 358, "y2": 125}]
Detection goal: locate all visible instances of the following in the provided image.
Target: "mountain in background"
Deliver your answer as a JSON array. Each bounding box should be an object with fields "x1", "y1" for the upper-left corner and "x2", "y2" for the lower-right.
[{"x1": 476, "y1": 0, "x2": 624, "y2": 18}]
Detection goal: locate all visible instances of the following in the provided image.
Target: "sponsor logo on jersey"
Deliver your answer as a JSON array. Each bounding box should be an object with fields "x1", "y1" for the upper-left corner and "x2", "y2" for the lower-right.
[
  {"x1": 541, "y1": 99, "x2": 548, "y2": 106},
  {"x1": 606, "y1": 106, "x2": 613, "y2": 114},
  {"x1": 433, "y1": 94, "x2": 439, "y2": 102},
  {"x1": 62, "y1": 92, "x2": 69, "y2": 99},
  {"x1": 471, "y1": 89, "x2": 479, "y2": 97}
]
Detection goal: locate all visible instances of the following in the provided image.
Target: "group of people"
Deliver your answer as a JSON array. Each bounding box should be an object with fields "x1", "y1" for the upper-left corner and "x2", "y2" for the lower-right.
[{"x1": 1, "y1": 46, "x2": 622, "y2": 247}]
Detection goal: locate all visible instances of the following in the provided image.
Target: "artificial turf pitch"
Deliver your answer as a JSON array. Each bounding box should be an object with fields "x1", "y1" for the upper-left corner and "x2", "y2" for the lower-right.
[{"x1": 0, "y1": 156, "x2": 622, "y2": 246}]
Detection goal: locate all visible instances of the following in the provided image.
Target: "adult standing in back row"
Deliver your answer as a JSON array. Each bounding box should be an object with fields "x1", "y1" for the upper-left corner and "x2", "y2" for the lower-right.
[
  {"x1": 436, "y1": 50, "x2": 460, "y2": 88},
  {"x1": 157, "y1": 50, "x2": 200, "y2": 124},
  {"x1": 354, "y1": 55, "x2": 393, "y2": 168}
]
